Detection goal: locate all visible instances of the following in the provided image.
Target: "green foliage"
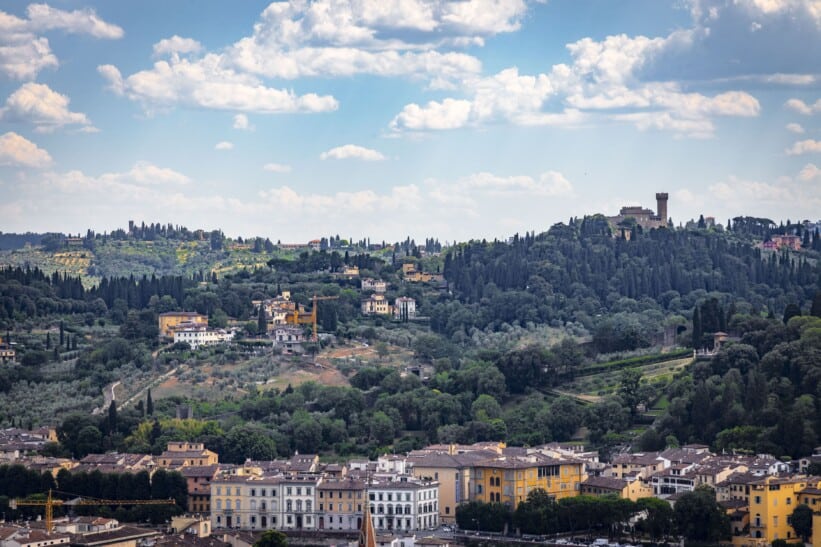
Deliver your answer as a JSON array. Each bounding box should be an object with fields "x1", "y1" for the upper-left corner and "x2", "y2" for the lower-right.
[
  {"x1": 254, "y1": 530, "x2": 288, "y2": 547},
  {"x1": 790, "y1": 504, "x2": 813, "y2": 542},
  {"x1": 673, "y1": 486, "x2": 730, "y2": 543}
]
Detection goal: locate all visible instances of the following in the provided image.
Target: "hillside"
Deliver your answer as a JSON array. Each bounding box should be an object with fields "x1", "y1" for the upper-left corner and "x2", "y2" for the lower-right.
[{"x1": 0, "y1": 218, "x2": 818, "y2": 463}]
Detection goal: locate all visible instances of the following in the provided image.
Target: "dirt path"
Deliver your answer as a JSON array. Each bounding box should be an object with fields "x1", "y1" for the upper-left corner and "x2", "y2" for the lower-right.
[
  {"x1": 117, "y1": 365, "x2": 183, "y2": 410},
  {"x1": 92, "y1": 381, "x2": 121, "y2": 415}
]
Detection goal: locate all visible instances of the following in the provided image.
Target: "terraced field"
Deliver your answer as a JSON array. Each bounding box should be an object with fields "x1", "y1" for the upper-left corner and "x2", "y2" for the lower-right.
[{"x1": 550, "y1": 353, "x2": 694, "y2": 404}]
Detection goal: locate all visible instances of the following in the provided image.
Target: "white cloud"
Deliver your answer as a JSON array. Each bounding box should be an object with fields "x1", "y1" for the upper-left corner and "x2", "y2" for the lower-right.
[
  {"x1": 786, "y1": 139, "x2": 821, "y2": 155},
  {"x1": 391, "y1": 30, "x2": 759, "y2": 137},
  {"x1": 263, "y1": 162, "x2": 291, "y2": 173},
  {"x1": 153, "y1": 35, "x2": 202, "y2": 58},
  {"x1": 98, "y1": 0, "x2": 539, "y2": 114},
  {"x1": 98, "y1": 55, "x2": 338, "y2": 114},
  {"x1": 25, "y1": 3, "x2": 123, "y2": 39},
  {"x1": 0, "y1": 4, "x2": 121, "y2": 79},
  {"x1": 233, "y1": 114, "x2": 253, "y2": 130},
  {"x1": 0, "y1": 131, "x2": 52, "y2": 167},
  {"x1": 320, "y1": 144, "x2": 386, "y2": 161},
  {"x1": 707, "y1": 171, "x2": 821, "y2": 221},
  {"x1": 0, "y1": 36, "x2": 57, "y2": 79},
  {"x1": 785, "y1": 98, "x2": 821, "y2": 115},
  {"x1": 102, "y1": 161, "x2": 190, "y2": 185},
  {"x1": 458, "y1": 171, "x2": 574, "y2": 197},
  {"x1": 215, "y1": 141, "x2": 234, "y2": 150},
  {"x1": 1, "y1": 82, "x2": 93, "y2": 132},
  {"x1": 798, "y1": 163, "x2": 820, "y2": 181},
  {"x1": 786, "y1": 122, "x2": 805, "y2": 133}
]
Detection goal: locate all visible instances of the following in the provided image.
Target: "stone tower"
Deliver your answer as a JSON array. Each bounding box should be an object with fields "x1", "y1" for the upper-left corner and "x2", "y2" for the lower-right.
[{"x1": 656, "y1": 192, "x2": 669, "y2": 224}]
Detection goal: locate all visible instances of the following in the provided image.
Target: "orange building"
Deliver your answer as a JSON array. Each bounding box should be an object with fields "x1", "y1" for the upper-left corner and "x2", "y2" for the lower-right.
[{"x1": 158, "y1": 312, "x2": 207, "y2": 339}]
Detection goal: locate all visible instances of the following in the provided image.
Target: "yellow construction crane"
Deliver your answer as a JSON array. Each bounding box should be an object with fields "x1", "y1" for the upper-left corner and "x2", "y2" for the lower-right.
[
  {"x1": 10, "y1": 489, "x2": 176, "y2": 533},
  {"x1": 285, "y1": 294, "x2": 340, "y2": 341},
  {"x1": 310, "y1": 294, "x2": 339, "y2": 341}
]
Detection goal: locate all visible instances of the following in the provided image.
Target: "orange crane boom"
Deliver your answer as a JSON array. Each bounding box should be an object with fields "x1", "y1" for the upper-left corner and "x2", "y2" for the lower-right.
[{"x1": 11, "y1": 489, "x2": 175, "y2": 533}]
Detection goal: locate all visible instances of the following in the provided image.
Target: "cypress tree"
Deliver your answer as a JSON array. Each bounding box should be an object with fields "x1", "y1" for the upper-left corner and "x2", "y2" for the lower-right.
[
  {"x1": 59, "y1": 321, "x2": 64, "y2": 346},
  {"x1": 108, "y1": 401, "x2": 117, "y2": 433},
  {"x1": 258, "y1": 305, "x2": 267, "y2": 335},
  {"x1": 146, "y1": 389, "x2": 154, "y2": 416},
  {"x1": 692, "y1": 307, "x2": 702, "y2": 350}
]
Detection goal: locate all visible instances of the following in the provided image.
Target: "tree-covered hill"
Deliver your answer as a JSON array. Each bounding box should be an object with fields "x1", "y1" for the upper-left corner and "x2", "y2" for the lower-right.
[{"x1": 433, "y1": 216, "x2": 819, "y2": 345}]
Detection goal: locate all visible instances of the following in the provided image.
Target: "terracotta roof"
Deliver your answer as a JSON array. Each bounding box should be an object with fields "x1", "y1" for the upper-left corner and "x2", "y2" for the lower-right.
[
  {"x1": 582, "y1": 476, "x2": 628, "y2": 491},
  {"x1": 71, "y1": 526, "x2": 158, "y2": 545}
]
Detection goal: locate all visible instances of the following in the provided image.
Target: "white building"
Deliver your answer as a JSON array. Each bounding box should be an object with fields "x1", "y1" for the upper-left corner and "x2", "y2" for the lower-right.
[
  {"x1": 280, "y1": 475, "x2": 320, "y2": 530},
  {"x1": 211, "y1": 473, "x2": 284, "y2": 531},
  {"x1": 273, "y1": 326, "x2": 305, "y2": 354},
  {"x1": 368, "y1": 476, "x2": 439, "y2": 532},
  {"x1": 393, "y1": 297, "x2": 417, "y2": 320},
  {"x1": 362, "y1": 278, "x2": 388, "y2": 293},
  {"x1": 362, "y1": 294, "x2": 391, "y2": 315},
  {"x1": 173, "y1": 324, "x2": 234, "y2": 349}
]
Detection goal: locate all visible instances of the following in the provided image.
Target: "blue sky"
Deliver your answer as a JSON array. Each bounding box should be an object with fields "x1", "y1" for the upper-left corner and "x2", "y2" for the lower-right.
[{"x1": 0, "y1": 0, "x2": 819, "y2": 242}]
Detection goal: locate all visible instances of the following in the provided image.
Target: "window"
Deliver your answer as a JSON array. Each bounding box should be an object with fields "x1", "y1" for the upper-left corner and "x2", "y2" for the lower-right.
[
  {"x1": 261, "y1": 489, "x2": 266, "y2": 497},
  {"x1": 786, "y1": 498, "x2": 791, "y2": 505},
  {"x1": 216, "y1": 487, "x2": 222, "y2": 496},
  {"x1": 754, "y1": 496, "x2": 761, "y2": 504},
  {"x1": 216, "y1": 500, "x2": 222, "y2": 510},
  {"x1": 287, "y1": 487, "x2": 293, "y2": 495},
  {"x1": 251, "y1": 489, "x2": 256, "y2": 497},
  {"x1": 297, "y1": 487, "x2": 302, "y2": 495}
]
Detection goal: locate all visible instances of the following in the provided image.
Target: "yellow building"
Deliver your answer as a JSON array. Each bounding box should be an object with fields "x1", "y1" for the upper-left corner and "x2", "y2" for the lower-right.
[
  {"x1": 157, "y1": 441, "x2": 218, "y2": 468},
  {"x1": 471, "y1": 455, "x2": 584, "y2": 509},
  {"x1": 580, "y1": 475, "x2": 653, "y2": 501},
  {"x1": 744, "y1": 476, "x2": 821, "y2": 544},
  {"x1": 159, "y1": 312, "x2": 207, "y2": 339}
]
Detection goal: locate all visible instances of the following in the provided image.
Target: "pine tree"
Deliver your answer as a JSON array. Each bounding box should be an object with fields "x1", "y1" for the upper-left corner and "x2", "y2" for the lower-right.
[{"x1": 59, "y1": 321, "x2": 64, "y2": 346}]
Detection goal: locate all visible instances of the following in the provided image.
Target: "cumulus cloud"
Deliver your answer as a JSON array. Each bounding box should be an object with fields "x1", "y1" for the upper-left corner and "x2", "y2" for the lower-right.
[
  {"x1": 0, "y1": 36, "x2": 58, "y2": 79},
  {"x1": 785, "y1": 98, "x2": 821, "y2": 115},
  {"x1": 97, "y1": 55, "x2": 338, "y2": 114},
  {"x1": 391, "y1": 31, "x2": 759, "y2": 137},
  {"x1": 0, "y1": 131, "x2": 52, "y2": 167},
  {"x1": 320, "y1": 144, "x2": 386, "y2": 161},
  {"x1": 786, "y1": 139, "x2": 821, "y2": 155},
  {"x1": 25, "y1": 3, "x2": 123, "y2": 38},
  {"x1": 263, "y1": 162, "x2": 291, "y2": 173},
  {"x1": 97, "y1": 0, "x2": 542, "y2": 115},
  {"x1": 233, "y1": 114, "x2": 253, "y2": 130},
  {"x1": 215, "y1": 141, "x2": 234, "y2": 150},
  {"x1": 1, "y1": 82, "x2": 94, "y2": 132},
  {"x1": 786, "y1": 122, "x2": 805, "y2": 133},
  {"x1": 0, "y1": 3, "x2": 122, "y2": 79},
  {"x1": 153, "y1": 35, "x2": 202, "y2": 58}
]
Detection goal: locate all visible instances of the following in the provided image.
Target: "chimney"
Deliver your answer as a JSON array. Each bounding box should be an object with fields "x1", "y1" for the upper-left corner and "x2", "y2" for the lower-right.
[{"x1": 655, "y1": 193, "x2": 669, "y2": 224}]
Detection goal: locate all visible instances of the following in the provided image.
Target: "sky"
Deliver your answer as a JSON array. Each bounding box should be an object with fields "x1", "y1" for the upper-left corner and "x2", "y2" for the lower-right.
[{"x1": 0, "y1": 0, "x2": 819, "y2": 243}]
